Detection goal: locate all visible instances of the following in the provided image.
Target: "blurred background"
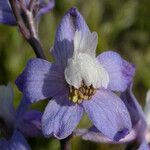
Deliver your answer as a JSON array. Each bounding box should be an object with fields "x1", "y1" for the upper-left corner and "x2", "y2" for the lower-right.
[{"x1": 0, "y1": 0, "x2": 150, "y2": 149}]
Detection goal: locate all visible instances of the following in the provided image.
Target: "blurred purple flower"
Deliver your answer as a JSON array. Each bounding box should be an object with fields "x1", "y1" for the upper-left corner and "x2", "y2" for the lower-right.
[
  {"x1": 138, "y1": 140, "x2": 150, "y2": 150},
  {"x1": 0, "y1": 130, "x2": 31, "y2": 150},
  {"x1": 0, "y1": 84, "x2": 42, "y2": 149},
  {"x1": 74, "y1": 83, "x2": 149, "y2": 149},
  {"x1": 36, "y1": 0, "x2": 55, "y2": 21},
  {"x1": 0, "y1": 0, "x2": 16, "y2": 25},
  {"x1": 16, "y1": 7, "x2": 135, "y2": 140},
  {"x1": 17, "y1": 109, "x2": 43, "y2": 137},
  {"x1": 0, "y1": 0, "x2": 55, "y2": 25}
]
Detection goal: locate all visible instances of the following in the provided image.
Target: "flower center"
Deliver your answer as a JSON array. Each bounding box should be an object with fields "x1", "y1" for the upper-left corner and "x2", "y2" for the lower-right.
[{"x1": 68, "y1": 81, "x2": 96, "y2": 104}]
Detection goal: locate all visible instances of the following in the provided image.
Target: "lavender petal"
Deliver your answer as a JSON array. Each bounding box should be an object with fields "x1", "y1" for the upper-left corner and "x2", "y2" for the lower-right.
[
  {"x1": 97, "y1": 51, "x2": 135, "y2": 92},
  {"x1": 121, "y1": 83, "x2": 147, "y2": 140},
  {"x1": 52, "y1": 7, "x2": 90, "y2": 67},
  {"x1": 138, "y1": 140, "x2": 149, "y2": 150},
  {"x1": 0, "y1": 138, "x2": 9, "y2": 150},
  {"x1": 42, "y1": 94, "x2": 84, "y2": 139},
  {"x1": 15, "y1": 58, "x2": 66, "y2": 103},
  {"x1": 10, "y1": 130, "x2": 31, "y2": 150},
  {"x1": 17, "y1": 110, "x2": 42, "y2": 137},
  {"x1": 82, "y1": 89, "x2": 132, "y2": 141},
  {"x1": 0, "y1": 0, "x2": 16, "y2": 25},
  {"x1": 74, "y1": 126, "x2": 136, "y2": 143}
]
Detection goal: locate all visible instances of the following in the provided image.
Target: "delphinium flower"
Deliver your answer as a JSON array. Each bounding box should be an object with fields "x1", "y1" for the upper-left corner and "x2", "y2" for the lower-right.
[
  {"x1": 16, "y1": 7, "x2": 135, "y2": 141},
  {"x1": 0, "y1": 83, "x2": 42, "y2": 149},
  {"x1": 75, "y1": 83, "x2": 149, "y2": 149},
  {"x1": 0, "y1": 0, "x2": 55, "y2": 25}
]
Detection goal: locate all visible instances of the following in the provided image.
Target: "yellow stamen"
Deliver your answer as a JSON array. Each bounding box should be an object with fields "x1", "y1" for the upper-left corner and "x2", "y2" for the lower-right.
[
  {"x1": 72, "y1": 95, "x2": 78, "y2": 103},
  {"x1": 68, "y1": 81, "x2": 96, "y2": 103}
]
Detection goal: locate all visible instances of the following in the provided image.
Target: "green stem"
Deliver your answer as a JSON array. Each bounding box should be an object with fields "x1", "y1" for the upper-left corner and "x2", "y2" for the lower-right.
[{"x1": 60, "y1": 135, "x2": 72, "y2": 150}]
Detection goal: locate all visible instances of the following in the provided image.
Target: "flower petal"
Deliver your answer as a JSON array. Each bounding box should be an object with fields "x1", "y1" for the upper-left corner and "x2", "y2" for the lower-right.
[
  {"x1": 0, "y1": 138, "x2": 9, "y2": 149},
  {"x1": 16, "y1": 58, "x2": 66, "y2": 103},
  {"x1": 64, "y1": 53, "x2": 109, "y2": 89},
  {"x1": 74, "y1": 126, "x2": 136, "y2": 143},
  {"x1": 82, "y1": 90, "x2": 132, "y2": 141},
  {"x1": 52, "y1": 7, "x2": 90, "y2": 67},
  {"x1": 17, "y1": 110, "x2": 42, "y2": 137},
  {"x1": 138, "y1": 140, "x2": 149, "y2": 150},
  {"x1": 74, "y1": 31, "x2": 98, "y2": 58},
  {"x1": 10, "y1": 130, "x2": 31, "y2": 150},
  {"x1": 0, "y1": 83, "x2": 15, "y2": 125},
  {"x1": 15, "y1": 97, "x2": 30, "y2": 124},
  {"x1": 120, "y1": 83, "x2": 147, "y2": 140},
  {"x1": 42, "y1": 94, "x2": 84, "y2": 139},
  {"x1": 0, "y1": 0, "x2": 16, "y2": 25},
  {"x1": 97, "y1": 51, "x2": 135, "y2": 92}
]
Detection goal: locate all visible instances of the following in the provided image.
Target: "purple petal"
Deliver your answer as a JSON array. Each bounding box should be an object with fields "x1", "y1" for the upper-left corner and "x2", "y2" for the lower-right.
[
  {"x1": 52, "y1": 7, "x2": 90, "y2": 67},
  {"x1": 74, "y1": 126, "x2": 136, "y2": 143},
  {"x1": 97, "y1": 51, "x2": 135, "y2": 92},
  {"x1": 16, "y1": 58, "x2": 66, "y2": 103},
  {"x1": 0, "y1": 131, "x2": 31, "y2": 150},
  {"x1": 138, "y1": 140, "x2": 149, "y2": 150},
  {"x1": 0, "y1": 83, "x2": 15, "y2": 125},
  {"x1": 17, "y1": 110, "x2": 42, "y2": 137},
  {"x1": 0, "y1": 0, "x2": 16, "y2": 25},
  {"x1": 10, "y1": 130, "x2": 31, "y2": 150},
  {"x1": 15, "y1": 97, "x2": 30, "y2": 125},
  {"x1": 76, "y1": 84, "x2": 148, "y2": 144},
  {"x1": 121, "y1": 83, "x2": 147, "y2": 140},
  {"x1": 75, "y1": 117, "x2": 145, "y2": 143},
  {"x1": 0, "y1": 138, "x2": 9, "y2": 149},
  {"x1": 82, "y1": 90, "x2": 132, "y2": 141},
  {"x1": 42, "y1": 94, "x2": 84, "y2": 139}
]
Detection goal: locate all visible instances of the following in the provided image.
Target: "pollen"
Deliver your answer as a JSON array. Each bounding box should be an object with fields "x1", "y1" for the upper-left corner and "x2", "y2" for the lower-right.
[{"x1": 69, "y1": 82, "x2": 96, "y2": 104}]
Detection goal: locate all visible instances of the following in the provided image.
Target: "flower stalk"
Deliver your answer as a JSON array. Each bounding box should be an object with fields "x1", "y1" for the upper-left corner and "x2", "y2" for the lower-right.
[
  {"x1": 60, "y1": 135, "x2": 72, "y2": 150},
  {"x1": 9, "y1": 0, "x2": 46, "y2": 59}
]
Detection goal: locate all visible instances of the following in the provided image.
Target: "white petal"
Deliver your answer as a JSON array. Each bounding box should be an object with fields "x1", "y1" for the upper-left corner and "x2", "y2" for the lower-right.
[
  {"x1": 64, "y1": 53, "x2": 109, "y2": 89},
  {"x1": 77, "y1": 53, "x2": 109, "y2": 88},
  {"x1": 64, "y1": 58, "x2": 82, "y2": 88},
  {"x1": 74, "y1": 30, "x2": 82, "y2": 56},
  {"x1": 74, "y1": 30, "x2": 98, "y2": 58}
]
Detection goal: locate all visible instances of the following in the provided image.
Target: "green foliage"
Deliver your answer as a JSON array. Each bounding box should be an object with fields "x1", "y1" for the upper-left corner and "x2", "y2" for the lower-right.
[{"x1": 0, "y1": 0, "x2": 150, "y2": 149}]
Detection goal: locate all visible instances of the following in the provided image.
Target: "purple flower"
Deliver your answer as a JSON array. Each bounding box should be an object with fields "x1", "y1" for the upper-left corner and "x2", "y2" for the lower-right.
[
  {"x1": 121, "y1": 83, "x2": 147, "y2": 142},
  {"x1": 0, "y1": 0, "x2": 55, "y2": 25},
  {"x1": 0, "y1": 84, "x2": 42, "y2": 149},
  {"x1": 17, "y1": 109, "x2": 43, "y2": 137},
  {"x1": 0, "y1": 0, "x2": 16, "y2": 25},
  {"x1": 16, "y1": 7, "x2": 135, "y2": 140},
  {"x1": 36, "y1": 0, "x2": 55, "y2": 21},
  {"x1": 74, "y1": 83, "x2": 149, "y2": 149},
  {"x1": 138, "y1": 140, "x2": 150, "y2": 150},
  {"x1": 0, "y1": 130, "x2": 31, "y2": 150},
  {"x1": 15, "y1": 98, "x2": 43, "y2": 138}
]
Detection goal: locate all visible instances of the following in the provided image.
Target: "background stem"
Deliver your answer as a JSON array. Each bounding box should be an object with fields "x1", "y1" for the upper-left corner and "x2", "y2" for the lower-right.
[
  {"x1": 60, "y1": 135, "x2": 72, "y2": 150},
  {"x1": 9, "y1": 0, "x2": 46, "y2": 59}
]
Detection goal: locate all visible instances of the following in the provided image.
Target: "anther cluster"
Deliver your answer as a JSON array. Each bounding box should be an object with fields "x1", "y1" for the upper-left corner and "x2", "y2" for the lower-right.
[{"x1": 69, "y1": 81, "x2": 96, "y2": 103}]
